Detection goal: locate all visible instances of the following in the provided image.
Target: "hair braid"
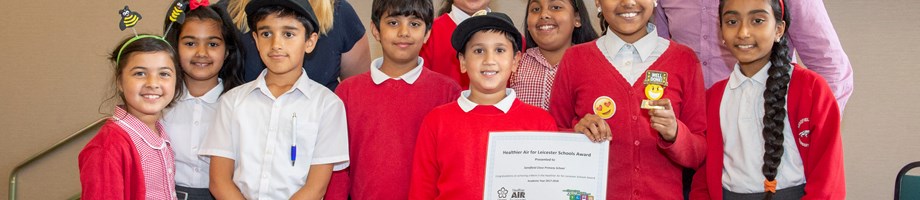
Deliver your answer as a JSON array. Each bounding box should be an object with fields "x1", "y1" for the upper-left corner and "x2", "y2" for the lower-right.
[{"x1": 760, "y1": 0, "x2": 791, "y2": 199}]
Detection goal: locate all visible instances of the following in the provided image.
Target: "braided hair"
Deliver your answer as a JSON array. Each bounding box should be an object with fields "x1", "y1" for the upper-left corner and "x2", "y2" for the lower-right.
[{"x1": 719, "y1": 0, "x2": 791, "y2": 199}]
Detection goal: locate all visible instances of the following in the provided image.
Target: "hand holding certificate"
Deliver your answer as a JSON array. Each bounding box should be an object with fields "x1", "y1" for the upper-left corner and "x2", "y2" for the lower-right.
[{"x1": 484, "y1": 132, "x2": 609, "y2": 200}]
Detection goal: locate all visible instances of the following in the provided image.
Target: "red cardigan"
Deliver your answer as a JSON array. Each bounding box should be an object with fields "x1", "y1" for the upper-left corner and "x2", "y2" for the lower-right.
[
  {"x1": 324, "y1": 68, "x2": 461, "y2": 200},
  {"x1": 409, "y1": 99, "x2": 558, "y2": 200},
  {"x1": 78, "y1": 119, "x2": 146, "y2": 200},
  {"x1": 421, "y1": 13, "x2": 467, "y2": 89},
  {"x1": 690, "y1": 64, "x2": 845, "y2": 200},
  {"x1": 549, "y1": 40, "x2": 707, "y2": 200}
]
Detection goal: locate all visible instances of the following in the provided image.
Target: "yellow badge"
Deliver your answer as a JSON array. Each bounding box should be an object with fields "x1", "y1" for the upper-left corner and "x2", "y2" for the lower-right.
[
  {"x1": 593, "y1": 96, "x2": 616, "y2": 119},
  {"x1": 641, "y1": 70, "x2": 668, "y2": 110}
]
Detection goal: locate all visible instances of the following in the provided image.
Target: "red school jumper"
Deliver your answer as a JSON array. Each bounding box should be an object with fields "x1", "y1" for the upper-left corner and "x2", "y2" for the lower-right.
[
  {"x1": 420, "y1": 13, "x2": 468, "y2": 89},
  {"x1": 408, "y1": 99, "x2": 558, "y2": 200},
  {"x1": 690, "y1": 64, "x2": 845, "y2": 200},
  {"x1": 78, "y1": 120, "x2": 146, "y2": 200},
  {"x1": 549, "y1": 40, "x2": 707, "y2": 200},
  {"x1": 324, "y1": 68, "x2": 461, "y2": 200}
]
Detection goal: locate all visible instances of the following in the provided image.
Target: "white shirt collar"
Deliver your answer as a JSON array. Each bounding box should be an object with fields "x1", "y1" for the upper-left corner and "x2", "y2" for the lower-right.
[
  {"x1": 369, "y1": 57, "x2": 425, "y2": 85},
  {"x1": 449, "y1": 5, "x2": 490, "y2": 24},
  {"x1": 252, "y1": 68, "x2": 314, "y2": 99},
  {"x1": 457, "y1": 89, "x2": 516, "y2": 113},
  {"x1": 603, "y1": 23, "x2": 659, "y2": 62},
  {"x1": 179, "y1": 78, "x2": 224, "y2": 103},
  {"x1": 728, "y1": 62, "x2": 772, "y2": 89}
]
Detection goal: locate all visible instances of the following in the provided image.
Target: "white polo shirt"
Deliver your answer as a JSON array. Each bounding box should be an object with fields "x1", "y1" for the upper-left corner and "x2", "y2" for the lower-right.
[
  {"x1": 162, "y1": 79, "x2": 223, "y2": 189},
  {"x1": 200, "y1": 69, "x2": 349, "y2": 199}
]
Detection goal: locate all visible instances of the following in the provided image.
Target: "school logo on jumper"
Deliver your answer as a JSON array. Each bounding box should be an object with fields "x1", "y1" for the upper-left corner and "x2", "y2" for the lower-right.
[
  {"x1": 641, "y1": 70, "x2": 668, "y2": 110},
  {"x1": 797, "y1": 118, "x2": 811, "y2": 147},
  {"x1": 593, "y1": 96, "x2": 616, "y2": 120},
  {"x1": 563, "y1": 189, "x2": 595, "y2": 200}
]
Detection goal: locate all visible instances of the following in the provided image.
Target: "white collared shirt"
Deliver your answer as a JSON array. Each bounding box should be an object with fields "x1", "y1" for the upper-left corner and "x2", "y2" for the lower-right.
[
  {"x1": 457, "y1": 89, "x2": 516, "y2": 113},
  {"x1": 449, "y1": 5, "x2": 491, "y2": 25},
  {"x1": 720, "y1": 62, "x2": 805, "y2": 193},
  {"x1": 200, "y1": 69, "x2": 349, "y2": 199},
  {"x1": 597, "y1": 23, "x2": 670, "y2": 84},
  {"x1": 161, "y1": 79, "x2": 224, "y2": 188},
  {"x1": 369, "y1": 57, "x2": 424, "y2": 85}
]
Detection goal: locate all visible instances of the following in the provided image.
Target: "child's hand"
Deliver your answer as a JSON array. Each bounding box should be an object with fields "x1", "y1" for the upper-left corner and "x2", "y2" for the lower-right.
[
  {"x1": 648, "y1": 99, "x2": 678, "y2": 142},
  {"x1": 575, "y1": 114, "x2": 611, "y2": 143}
]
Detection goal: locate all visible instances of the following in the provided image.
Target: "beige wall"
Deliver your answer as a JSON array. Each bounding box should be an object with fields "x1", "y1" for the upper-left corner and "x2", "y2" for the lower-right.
[{"x1": 1, "y1": 0, "x2": 917, "y2": 199}]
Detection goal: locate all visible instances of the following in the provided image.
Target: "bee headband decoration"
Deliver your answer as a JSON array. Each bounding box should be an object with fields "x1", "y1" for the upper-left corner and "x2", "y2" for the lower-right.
[
  {"x1": 163, "y1": 0, "x2": 189, "y2": 37},
  {"x1": 114, "y1": 4, "x2": 171, "y2": 64},
  {"x1": 118, "y1": 5, "x2": 143, "y2": 35}
]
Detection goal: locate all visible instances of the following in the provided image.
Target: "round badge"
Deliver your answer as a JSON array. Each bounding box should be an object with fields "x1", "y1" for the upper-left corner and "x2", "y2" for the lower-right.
[
  {"x1": 645, "y1": 84, "x2": 664, "y2": 100},
  {"x1": 593, "y1": 96, "x2": 616, "y2": 120}
]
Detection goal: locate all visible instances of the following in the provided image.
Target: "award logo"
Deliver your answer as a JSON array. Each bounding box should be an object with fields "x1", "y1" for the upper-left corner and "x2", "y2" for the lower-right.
[
  {"x1": 563, "y1": 189, "x2": 595, "y2": 200},
  {"x1": 641, "y1": 70, "x2": 668, "y2": 110}
]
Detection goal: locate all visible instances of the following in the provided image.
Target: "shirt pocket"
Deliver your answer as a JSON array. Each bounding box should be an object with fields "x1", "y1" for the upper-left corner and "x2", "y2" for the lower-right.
[{"x1": 284, "y1": 121, "x2": 319, "y2": 182}]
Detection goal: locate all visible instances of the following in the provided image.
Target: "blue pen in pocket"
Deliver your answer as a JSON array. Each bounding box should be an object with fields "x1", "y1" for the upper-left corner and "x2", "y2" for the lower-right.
[{"x1": 291, "y1": 113, "x2": 297, "y2": 166}]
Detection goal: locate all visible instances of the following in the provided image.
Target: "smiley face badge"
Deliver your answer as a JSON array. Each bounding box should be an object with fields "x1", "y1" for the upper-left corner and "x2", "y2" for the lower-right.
[
  {"x1": 640, "y1": 70, "x2": 668, "y2": 110},
  {"x1": 593, "y1": 96, "x2": 616, "y2": 119}
]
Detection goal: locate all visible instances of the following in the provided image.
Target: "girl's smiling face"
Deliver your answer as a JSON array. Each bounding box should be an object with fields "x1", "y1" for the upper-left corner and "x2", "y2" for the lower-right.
[
  {"x1": 720, "y1": 0, "x2": 785, "y2": 69},
  {"x1": 526, "y1": 0, "x2": 581, "y2": 51},
  {"x1": 596, "y1": 0, "x2": 655, "y2": 43},
  {"x1": 178, "y1": 18, "x2": 226, "y2": 83},
  {"x1": 118, "y1": 52, "x2": 177, "y2": 119}
]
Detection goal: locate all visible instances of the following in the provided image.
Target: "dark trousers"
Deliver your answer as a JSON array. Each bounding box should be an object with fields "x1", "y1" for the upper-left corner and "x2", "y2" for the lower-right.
[
  {"x1": 722, "y1": 184, "x2": 806, "y2": 200},
  {"x1": 176, "y1": 185, "x2": 215, "y2": 200}
]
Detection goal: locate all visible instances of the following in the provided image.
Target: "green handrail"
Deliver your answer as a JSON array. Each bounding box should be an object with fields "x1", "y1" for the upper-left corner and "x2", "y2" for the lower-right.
[{"x1": 8, "y1": 117, "x2": 108, "y2": 200}]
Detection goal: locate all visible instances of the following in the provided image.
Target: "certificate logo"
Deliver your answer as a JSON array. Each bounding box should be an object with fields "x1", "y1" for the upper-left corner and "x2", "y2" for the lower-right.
[
  {"x1": 563, "y1": 189, "x2": 595, "y2": 200},
  {"x1": 498, "y1": 187, "x2": 527, "y2": 200}
]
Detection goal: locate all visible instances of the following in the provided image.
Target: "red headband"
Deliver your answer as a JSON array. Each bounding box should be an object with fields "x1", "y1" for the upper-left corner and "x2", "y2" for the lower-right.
[
  {"x1": 190, "y1": 0, "x2": 209, "y2": 11},
  {"x1": 779, "y1": 0, "x2": 785, "y2": 17}
]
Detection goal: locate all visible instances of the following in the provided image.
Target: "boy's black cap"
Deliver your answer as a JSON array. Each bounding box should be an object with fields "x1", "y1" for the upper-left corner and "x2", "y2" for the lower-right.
[
  {"x1": 451, "y1": 11, "x2": 522, "y2": 53},
  {"x1": 245, "y1": 0, "x2": 320, "y2": 33}
]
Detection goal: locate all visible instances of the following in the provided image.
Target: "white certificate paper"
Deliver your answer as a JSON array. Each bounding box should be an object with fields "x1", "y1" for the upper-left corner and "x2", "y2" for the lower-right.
[{"x1": 483, "y1": 132, "x2": 609, "y2": 200}]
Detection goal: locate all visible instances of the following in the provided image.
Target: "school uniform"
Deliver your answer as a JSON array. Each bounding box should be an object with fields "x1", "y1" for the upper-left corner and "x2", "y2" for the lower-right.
[
  {"x1": 690, "y1": 63, "x2": 845, "y2": 200},
  {"x1": 409, "y1": 89, "x2": 558, "y2": 200},
  {"x1": 79, "y1": 106, "x2": 177, "y2": 200},
  {"x1": 420, "y1": 6, "x2": 487, "y2": 89},
  {"x1": 199, "y1": 69, "x2": 350, "y2": 199},
  {"x1": 161, "y1": 79, "x2": 223, "y2": 200},
  {"x1": 511, "y1": 47, "x2": 559, "y2": 110},
  {"x1": 549, "y1": 23, "x2": 707, "y2": 200},
  {"x1": 323, "y1": 57, "x2": 460, "y2": 200}
]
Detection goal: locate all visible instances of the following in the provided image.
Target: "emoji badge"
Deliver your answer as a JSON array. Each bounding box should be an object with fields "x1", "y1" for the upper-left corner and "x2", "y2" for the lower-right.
[
  {"x1": 593, "y1": 96, "x2": 616, "y2": 120},
  {"x1": 641, "y1": 70, "x2": 668, "y2": 110}
]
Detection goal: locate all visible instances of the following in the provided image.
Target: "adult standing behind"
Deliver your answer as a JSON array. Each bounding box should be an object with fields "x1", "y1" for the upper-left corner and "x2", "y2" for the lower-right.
[
  {"x1": 219, "y1": 0, "x2": 371, "y2": 90},
  {"x1": 653, "y1": 0, "x2": 853, "y2": 110}
]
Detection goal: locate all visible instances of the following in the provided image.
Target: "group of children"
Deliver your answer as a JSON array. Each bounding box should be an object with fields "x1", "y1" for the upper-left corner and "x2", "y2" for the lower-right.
[{"x1": 77, "y1": 0, "x2": 845, "y2": 199}]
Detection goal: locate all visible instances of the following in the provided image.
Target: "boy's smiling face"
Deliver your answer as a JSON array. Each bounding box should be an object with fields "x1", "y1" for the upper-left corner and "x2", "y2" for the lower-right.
[
  {"x1": 372, "y1": 13, "x2": 431, "y2": 66},
  {"x1": 459, "y1": 30, "x2": 521, "y2": 95},
  {"x1": 252, "y1": 14, "x2": 318, "y2": 76}
]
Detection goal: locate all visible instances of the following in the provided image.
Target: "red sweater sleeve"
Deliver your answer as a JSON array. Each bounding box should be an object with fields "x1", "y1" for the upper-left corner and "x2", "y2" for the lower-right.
[
  {"x1": 323, "y1": 84, "x2": 353, "y2": 200},
  {"x1": 408, "y1": 111, "x2": 442, "y2": 200},
  {"x1": 800, "y1": 74, "x2": 846, "y2": 200},
  {"x1": 79, "y1": 125, "x2": 136, "y2": 200},
  {"x1": 656, "y1": 48, "x2": 707, "y2": 169},
  {"x1": 548, "y1": 51, "x2": 578, "y2": 131}
]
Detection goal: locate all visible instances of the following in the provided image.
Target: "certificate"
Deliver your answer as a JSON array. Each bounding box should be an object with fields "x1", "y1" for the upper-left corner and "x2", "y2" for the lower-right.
[{"x1": 483, "y1": 132, "x2": 609, "y2": 200}]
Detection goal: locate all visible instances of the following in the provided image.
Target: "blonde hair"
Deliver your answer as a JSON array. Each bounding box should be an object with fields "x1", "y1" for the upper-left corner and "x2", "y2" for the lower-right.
[
  {"x1": 228, "y1": 0, "x2": 249, "y2": 32},
  {"x1": 309, "y1": 0, "x2": 335, "y2": 35}
]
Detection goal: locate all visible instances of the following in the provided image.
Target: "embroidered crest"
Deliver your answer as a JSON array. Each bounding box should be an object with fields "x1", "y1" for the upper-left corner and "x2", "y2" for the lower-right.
[{"x1": 797, "y1": 118, "x2": 811, "y2": 147}]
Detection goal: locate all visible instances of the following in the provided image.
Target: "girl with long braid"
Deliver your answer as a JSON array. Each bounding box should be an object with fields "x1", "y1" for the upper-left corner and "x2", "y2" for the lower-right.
[{"x1": 690, "y1": 0, "x2": 845, "y2": 199}]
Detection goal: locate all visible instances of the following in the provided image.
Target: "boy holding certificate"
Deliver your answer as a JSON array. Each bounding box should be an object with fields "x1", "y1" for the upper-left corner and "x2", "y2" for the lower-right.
[{"x1": 408, "y1": 11, "x2": 558, "y2": 199}]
